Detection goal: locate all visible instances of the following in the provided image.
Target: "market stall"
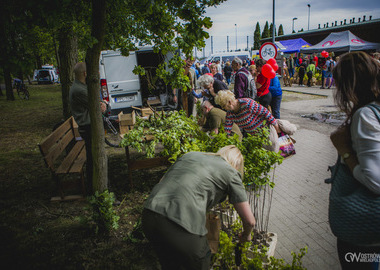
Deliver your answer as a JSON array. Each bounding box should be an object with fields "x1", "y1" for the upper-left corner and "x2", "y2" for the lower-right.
[{"x1": 300, "y1": 30, "x2": 380, "y2": 53}]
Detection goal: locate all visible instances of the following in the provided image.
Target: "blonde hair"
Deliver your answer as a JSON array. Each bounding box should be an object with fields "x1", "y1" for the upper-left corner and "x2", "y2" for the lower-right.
[
  {"x1": 216, "y1": 145, "x2": 244, "y2": 176},
  {"x1": 248, "y1": 65, "x2": 256, "y2": 72},
  {"x1": 215, "y1": 90, "x2": 235, "y2": 108}
]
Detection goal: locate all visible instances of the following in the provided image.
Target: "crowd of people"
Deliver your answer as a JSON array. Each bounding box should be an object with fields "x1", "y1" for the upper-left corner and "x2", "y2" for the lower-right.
[
  {"x1": 177, "y1": 55, "x2": 284, "y2": 142},
  {"x1": 144, "y1": 51, "x2": 380, "y2": 270},
  {"x1": 68, "y1": 50, "x2": 380, "y2": 270},
  {"x1": 280, "y1": 53, "x2": 340, "y2": 89}
]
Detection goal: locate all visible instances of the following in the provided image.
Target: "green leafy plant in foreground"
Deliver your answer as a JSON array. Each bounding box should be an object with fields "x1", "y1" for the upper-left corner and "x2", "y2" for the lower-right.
[
  {"x1": 88, "y1": 190, "x2": 120, "y2": 234},
  {"x1": 213, "y1": 231, "x2": 308, "y2": 270},
  {"x1": 120, "y1": 111, "x2": 283, "y2": 189}
]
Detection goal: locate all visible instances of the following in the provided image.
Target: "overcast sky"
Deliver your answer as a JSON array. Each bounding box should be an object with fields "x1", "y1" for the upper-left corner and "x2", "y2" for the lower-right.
[{"x1": 198, "y1": 0, "x2": 380, "y2": 57}]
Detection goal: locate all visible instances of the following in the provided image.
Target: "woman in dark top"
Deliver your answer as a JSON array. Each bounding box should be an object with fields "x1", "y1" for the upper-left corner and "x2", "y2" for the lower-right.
[
  {"x1": 197, "y1": 74, "x2": 228, "y2": 107},
  {"x1": 210, "y1": 63, "x2": 224, "y2": 82},
  {"x1": 223, "y1": 61, "x2": 233, "y2": 85}
]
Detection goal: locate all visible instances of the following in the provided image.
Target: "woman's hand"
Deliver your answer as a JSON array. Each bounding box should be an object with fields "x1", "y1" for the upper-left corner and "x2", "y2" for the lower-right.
[
  {"x1": 239, "y1": 231, "x2": 252, "y2": 243},
  {"x1": 330, "y1": 125, "x2": 353, "y2": 155},
  {"x1": 274, "y1": 122, "x2": 281, "y2": 133}
]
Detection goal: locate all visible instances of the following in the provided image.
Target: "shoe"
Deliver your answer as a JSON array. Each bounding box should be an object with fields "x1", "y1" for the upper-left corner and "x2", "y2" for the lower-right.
[
  {"x1": 320, "y1": 87, "x2": 325, "y2": 89},
  {"x1": 328, "y1": 86, "x2": 331, "y2": 89}
]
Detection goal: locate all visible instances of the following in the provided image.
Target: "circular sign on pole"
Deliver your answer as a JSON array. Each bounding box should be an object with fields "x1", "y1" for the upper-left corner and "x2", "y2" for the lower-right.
[{"x1": 259, "y1": 42, "x2": 278, "y2": 61}]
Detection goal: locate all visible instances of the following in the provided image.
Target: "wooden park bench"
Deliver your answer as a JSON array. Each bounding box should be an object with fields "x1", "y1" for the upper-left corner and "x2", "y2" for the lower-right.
[{"x1": 39, "y1": 116, "x2": 86, "y2": 201}]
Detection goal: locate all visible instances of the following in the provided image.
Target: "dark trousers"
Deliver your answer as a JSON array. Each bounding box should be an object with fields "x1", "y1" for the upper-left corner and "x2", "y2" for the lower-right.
[
  {"x1": 270, "y1": 95, "x2": 282, "y2": 119},
  {"x1": 298, "y1": 68, "x2": 305, "y2": 85},
  {"x1": 337, "y1": 239, "x2": 380, "y2": 270},
  {"x1": 177, "y1": 89, "x2": 194, "y2": 117},
  {"x1": 79, "y1": 125, "x2": 93, "y2": 195},
  {"x1": 142, "y1": 209, "x2": 211, "y2": 270},
  {"x1": 256, "y1": 92, "x2": 272, "y2": 109},
  {"x1": 289, "y1": 68, "x2": 295, "y2": 78},
  {"x1": 225, "y1": 74, "x2": 231, "y2": 85},
  {"x1": 307, "y1": 71, "x2": 313, "y2": 87}
]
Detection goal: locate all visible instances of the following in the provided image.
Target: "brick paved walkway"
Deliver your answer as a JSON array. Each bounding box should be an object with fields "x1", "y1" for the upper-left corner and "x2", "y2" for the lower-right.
[{"x1": 267, "y1": 85, "x2": 341, "y2": 269}]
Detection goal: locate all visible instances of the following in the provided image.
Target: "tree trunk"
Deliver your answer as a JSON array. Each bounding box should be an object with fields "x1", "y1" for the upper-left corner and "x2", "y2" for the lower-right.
[
  {"x1": 36, "y1": 54, "x2": 42, "y2": 69},
  {"x1": 86, "y1": 0, "x2": 107, "y2": 193},
  {"x1": 0, "y1": 84, "x2": 3, "y2": 96},
  {"x1": 58, "y1": 25, "x2": 78, "y2": 119},
  {"x1": 4, "y1": 67, "x2": 14, "y2": 101}
]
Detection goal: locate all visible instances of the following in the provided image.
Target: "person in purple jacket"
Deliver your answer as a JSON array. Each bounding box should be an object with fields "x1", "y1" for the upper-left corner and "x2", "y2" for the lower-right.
[{"x1": 231, "y1": 57, "x2": 250, "y2": 98}]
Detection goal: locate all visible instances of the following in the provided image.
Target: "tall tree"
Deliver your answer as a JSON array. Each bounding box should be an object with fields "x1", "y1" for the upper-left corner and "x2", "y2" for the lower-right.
[
  {"x1": 0, "y1": 1, "x2": 27, "y2": 100},
  {"x1": 269, "y1": 23, "x2": 277, "y2": 38},
  {"x1": 253, "y1": 22, "x2": 261, "y2": 50},
  {"x1": 86, "y1": 0, "x2": 226, "y2": 192},
  {"x1": 58, "y1": 24, "x2": 78, "y2": 119},
  {"x1": 87, "y1": 0, "x2": 108, "y2": 192},
  {"x1": 278, "y1": 24, "x2": 284, "y2": 36},
  {"x1": 262, "y1": 21, "x2": 270, "y2": 39}
]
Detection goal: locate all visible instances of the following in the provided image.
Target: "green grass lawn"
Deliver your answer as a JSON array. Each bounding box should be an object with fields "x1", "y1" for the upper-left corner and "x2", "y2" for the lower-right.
[{"x1": 0, "y1": 84, "x2": 162, "y2": 269}]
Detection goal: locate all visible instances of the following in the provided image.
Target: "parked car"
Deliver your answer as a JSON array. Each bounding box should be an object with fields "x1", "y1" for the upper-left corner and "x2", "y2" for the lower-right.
[
  {"x1": 34, "y1": 65, "x2": 59, "y2": 84},
  {"x1": 99, "y1": 47, "x2": 173, "y2": 119}
]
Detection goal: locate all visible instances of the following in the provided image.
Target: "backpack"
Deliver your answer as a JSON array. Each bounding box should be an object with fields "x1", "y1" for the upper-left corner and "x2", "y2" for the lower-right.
[
  {"x1": 238, "y1": 71, "x2": 257, "y2": 99},
  {"x1": 327, "y1": 60, "x2": 335, "y2": 72}
]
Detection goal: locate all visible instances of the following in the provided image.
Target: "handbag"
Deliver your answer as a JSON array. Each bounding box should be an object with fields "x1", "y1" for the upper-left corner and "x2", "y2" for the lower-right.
[
  {"x1": 278, "y1": 132, "x2": 296, "y2": 158},
  {"x1": 326, "y1": 103, "x2": 380, "y2": 245}
]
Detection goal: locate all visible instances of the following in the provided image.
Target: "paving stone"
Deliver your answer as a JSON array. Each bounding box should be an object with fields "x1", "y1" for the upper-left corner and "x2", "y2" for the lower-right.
[{"x1": 266, "y1": 85, "x2": 340, "y2": 269}]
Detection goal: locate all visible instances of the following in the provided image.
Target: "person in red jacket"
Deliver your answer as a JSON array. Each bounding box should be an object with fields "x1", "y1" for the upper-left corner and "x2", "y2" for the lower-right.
[{"x1": 255, "y1": 59, "x2": 272, "y2": 108}]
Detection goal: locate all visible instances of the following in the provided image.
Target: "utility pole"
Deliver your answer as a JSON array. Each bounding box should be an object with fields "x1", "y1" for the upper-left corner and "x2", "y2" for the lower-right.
[
  {"x1": 227, "y1": 36, "x2": 229, "y2": 52},
  {"x1": 211, "y1": 36, "x2": 213, "y2": 55},
  {"x1": 235, "y1": 24, "x2": 237, "y2": 51},
  {"x1": 307, "y1": 4, "x2": 311, "y2": 31},
  {"x1": 272, "y1": 0, "x2": 275, "y2": 43}
]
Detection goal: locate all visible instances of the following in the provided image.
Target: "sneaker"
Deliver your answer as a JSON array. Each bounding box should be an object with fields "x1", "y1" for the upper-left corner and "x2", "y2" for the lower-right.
[
  {"x1": 320, "y1": 86, "x2": 325, "y2": 89},
  {"x1": 328, "y1": 86, "x2": 331, "y2": 89}
]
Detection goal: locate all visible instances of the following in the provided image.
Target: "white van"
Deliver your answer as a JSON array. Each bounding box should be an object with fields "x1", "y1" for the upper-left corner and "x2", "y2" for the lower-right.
[
  {"x1": 34, "y1": 64, "x2": 59, "y2": 84},
  {"x1": 99, "y1": 47, "x2": 172, "y2": 119},
  {"x1": 207, "y1": 51, "x2": 251, "y2": 64}
]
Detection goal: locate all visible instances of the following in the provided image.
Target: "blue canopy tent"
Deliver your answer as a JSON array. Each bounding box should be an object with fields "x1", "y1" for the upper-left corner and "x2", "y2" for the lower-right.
[{"x1": 275, "y1": 38, "x2": 311, "y2": 54}]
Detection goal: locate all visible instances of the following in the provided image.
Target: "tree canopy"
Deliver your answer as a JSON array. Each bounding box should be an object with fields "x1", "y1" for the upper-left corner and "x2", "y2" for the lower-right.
[
  {"x1": 1, "y1": 0, "x2": 228, "y2": 193},
  {"x1": 261, "y1": 21, "x2": 270, "y2": 39},
  {"x1": 278, "y1": 24, "x2": 284, "y2": 36},
  {"x1": 253, "y1": 22, "x2": 261, "y2": 50}
]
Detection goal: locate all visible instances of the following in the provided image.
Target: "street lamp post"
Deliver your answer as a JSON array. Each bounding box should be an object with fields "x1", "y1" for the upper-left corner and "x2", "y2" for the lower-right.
[
  {"x1": 307, "y1": 4, "x2": 311, "y2": 31},
  {"x1": 235, "y1": 24, "x2": 237, "y2": 51},
  {"x1": 272, "y1": 0, "x2": 275, "y2": 43},
  {"x1": 292, "y1": 17, "x2": 298, "y2": 33}
]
